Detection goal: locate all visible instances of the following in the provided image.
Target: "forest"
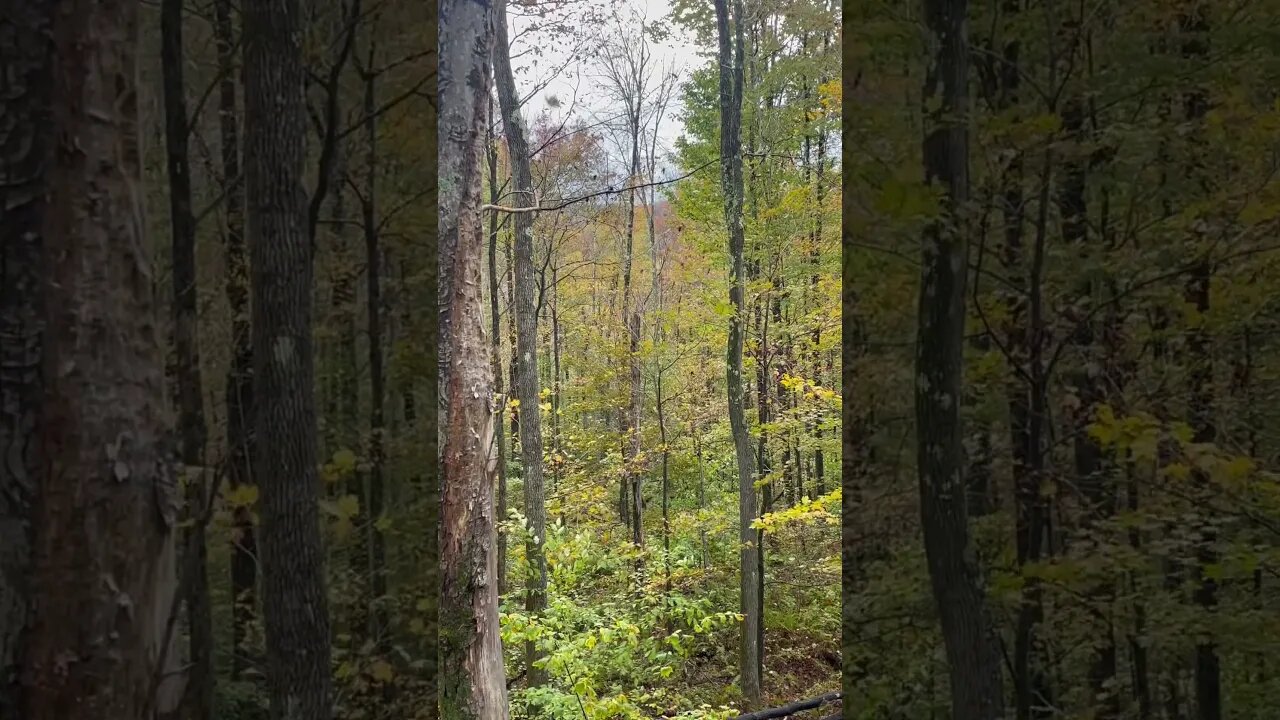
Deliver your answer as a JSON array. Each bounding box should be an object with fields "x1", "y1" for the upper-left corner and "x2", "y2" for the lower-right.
[
  {"x1": 8, "y1": 0, "x2": 1280, "y2": 719},
  {"x1": 446, "y1": 0, "x2": 841, "y2": 716},
  {"x1": 842, "y1": 1, "x2": 1280, "y2": 720},
  {"x1": 3, "y1": 0, "x2": 839, "y2": 718}
]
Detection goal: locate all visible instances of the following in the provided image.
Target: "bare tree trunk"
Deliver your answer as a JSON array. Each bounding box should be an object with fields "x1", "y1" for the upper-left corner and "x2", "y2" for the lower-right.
[
  {"x1": 361, "y1": 49, "x2": 389, "y2": 653},
  {"x1": 22, "y1": 2, "x2": 175, "y2": 717},
  {"x1": 213, "y1": 0, "x2": 258, "y2": 680},
  {"x1": 487, "y1": 109, "x2": 509, "y2": 598},
  {"x1": 243, "y1": 0, "x2": 333, "y2": 715},
  {"x1": 915, "y1": 1, "x2": 1006, "y2": 718},
  {"x1": 714, "y1": 0, "x2": 761, "y2": 707},
  {"x1": 439, "y1": 0, "x2": 509, "y2": 714},
  {"x1": 160, "y1": 0, "x2": 213, "y2": 715},
  {"x1": 491, "y1": 0, "x2": 548, "y2": 688},
  {"x1": 551, "y1": 265, "x2": 562, "y2": 525},
  {"x1": 0, "y1": 0, "x2": 51, "y2": 712}
]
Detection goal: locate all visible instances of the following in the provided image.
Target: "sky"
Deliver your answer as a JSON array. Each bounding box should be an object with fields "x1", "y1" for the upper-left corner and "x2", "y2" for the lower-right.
[{"x1": 507, "y1": 0, "x2": 706, "y2": 181}]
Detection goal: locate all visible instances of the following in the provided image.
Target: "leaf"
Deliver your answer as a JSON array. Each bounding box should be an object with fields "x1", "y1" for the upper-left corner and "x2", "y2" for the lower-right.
[
  {"x1": 332, "y1": 448, "x2": 358, "y2": 474},
  {"x1": 225, "y1": 484, "x2": 259, "y2": 508},
  {"x1": 369, "y1": 659, "x2": 394, "y2": 683},
  {"x1": 336, "y1": 494, "x2": 360, "y2": 519}
]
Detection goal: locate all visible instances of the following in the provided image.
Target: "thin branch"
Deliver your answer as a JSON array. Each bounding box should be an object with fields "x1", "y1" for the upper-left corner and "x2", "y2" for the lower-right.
[{"x1": 482, "y1": 157, "x2": 720, "y2": 214}]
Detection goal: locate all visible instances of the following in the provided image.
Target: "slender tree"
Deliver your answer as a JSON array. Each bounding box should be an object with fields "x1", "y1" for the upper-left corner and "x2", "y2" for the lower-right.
[
  {"x1": 713, "y1": 0, "x2": 762, "y2": 706},
  {"x1": 487, "y1": 103, "x2": 510, "y2": 598},
  {"x1": 915, "y1": 0, "x2": 1006, "y2": 718},
  {"x1": 491, "y1": 0, "x2": 549, "y2": 687},
  {"x1": 212, "y1": 0, "x2": 258, "y2": 679},
  {"x1": 160, "y1": 0, "x2": 214, "y2": 714}
]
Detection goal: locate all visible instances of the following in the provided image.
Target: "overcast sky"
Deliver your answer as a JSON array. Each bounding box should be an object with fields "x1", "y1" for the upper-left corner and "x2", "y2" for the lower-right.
[{"x1": 507, "y1": 0, "x2": 705, "y2": 180}]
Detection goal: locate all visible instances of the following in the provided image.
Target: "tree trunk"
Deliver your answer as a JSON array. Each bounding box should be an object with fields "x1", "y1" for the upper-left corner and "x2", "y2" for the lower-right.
[
  {"x1": 243, "y1": 0, "x2": 334, "y2": 715},
  {"x1": 714, "y1": 0, "x2": 762, "y2": 707},
  {"x1": 487, "y1": 109, "x2": 509, "y2": 598},
  {"x1": 362, "y1": 53, "x2": 389, "y2": 653},
  {"x1": 438, "y1": 0, "x2": 509, "y2": 714},
  {"x1": 160, "y1": 0, "x2": 213, "y2": 714},
  {"x1": 1179, "y1": 8, "x2": 1219, "y2": 719},
  {"x1": 551, "y1": 265, "x2": 562, "y2": 526},
  {"x1": 491, "y1": 0, "x2": 549, "y2": 688},
  {"x1": 915, "y1": 1, "x2": 1006, "y2": 718},
  {"x1": 213, "y1": 0, "x2": 258, "y2": 680},
  {"x1": 22, "y1": 2, "x2": 174, "y2": 717},
  {"x1": 1060, "y1": 35, "x2": 1118, "y2": 713},
  {"x1": 0, "y1": 0, "x2": 51, "y2": 712}
]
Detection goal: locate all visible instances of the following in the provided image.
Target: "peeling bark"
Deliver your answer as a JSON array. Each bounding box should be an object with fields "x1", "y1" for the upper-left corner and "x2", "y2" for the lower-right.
[{"x1": 22, "y1": 2, "x2": 175, "y2": 717}]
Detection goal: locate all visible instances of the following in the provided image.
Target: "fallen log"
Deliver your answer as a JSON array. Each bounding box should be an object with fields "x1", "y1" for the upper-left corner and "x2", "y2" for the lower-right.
[{"x1": 732, "y1": 691, "x2": 841, "y2": 720}]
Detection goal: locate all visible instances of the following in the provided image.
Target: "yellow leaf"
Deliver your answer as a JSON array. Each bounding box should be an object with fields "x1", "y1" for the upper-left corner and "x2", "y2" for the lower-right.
[
  {"x1": 336, "y1": 494, "x2": 360, "y2": 519},
  {"x1": 370, "y1": 659, "x2": 394, "y2": 683},
  {"x1": 225, "y1": 484, "x2": 259, "y2": 508},
  {"x1": 1225, "y1": 456, "x2": 1255, "y2": 480},
  {"x1": 332, "y1": 448, "x2": 358, "y2": 474}
]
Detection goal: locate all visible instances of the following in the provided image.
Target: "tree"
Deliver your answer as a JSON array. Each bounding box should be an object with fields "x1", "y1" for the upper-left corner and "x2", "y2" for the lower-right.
[
  {"x1": 597, "y1": 15, "x2": 651, "y2": 541},
  {"x1": 212, "y1": 0, "x2": 258, "y2": 681},
  {"x1": 0, "y1": 0, "x2": 51, "y2": 713},
  {"x1": 439, "y1": 0, "x2": 510, "y2": 714},
  {"x1": 160, "y1": 0, "x2": 214, "y2": 714},
  {"x1": 492, "y1": 0, "x2": 549, "y2": 688},
  {"x1": 914, "y1": 0, "x2": 1006, "y2": 718},
  {"x1": 243, "y1": 0, "x2": 334, "y2": 715},
  {"x1": 20, "y1": 1, "x2": 176, "y2": 717},
  {"x1": 713, "y1": 0, "x2": 762, "y2": 706}
]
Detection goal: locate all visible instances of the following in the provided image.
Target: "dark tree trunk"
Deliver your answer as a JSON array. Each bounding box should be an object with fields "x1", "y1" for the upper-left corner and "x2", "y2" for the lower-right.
[
  {"x1": 1178, "y1": 8, "x2": 1219, "y2": 720},
  {"x1": 22, "y1": 2, "x2": 175, "y2": 717},
  {"x1": 491, "y1": 0, "x2": 548, "y2": 688},
  {"x1": 362, "y1": 53, "x2": 389, "y2": 652},
  {"x1": 1060, "y1": 22, "x2": 1118, "y2": 712},
  {"x1": 0, "y1": 0, "x2": 52, "y2": 712},
  {"x1": 438, "y1": 0, "x2": 509, "y2": 714},
  {"x1": 213, "y1": 0, "x2": 258, "y2": 679},
  {"x1": 714, "y1": 0, "x2": 762, "y2": 706},
  {"x1": 243, "y1": 0, "x2": 334, "y2": 715},
  {"x1": 915, "y1": 1, "x2": 1006, "y2": 718},
  {"x1": 160, "y1": 0, "x2": 214, "y2": 715}
]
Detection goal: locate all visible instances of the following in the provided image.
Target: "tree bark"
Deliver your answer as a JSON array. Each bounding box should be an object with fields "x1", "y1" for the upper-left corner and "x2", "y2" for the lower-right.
[
  {"x1": 915, "y1": 1, "x2": 1006, "y2": 718},
  {"x1": 160, "y1": 0, "x2": 213, "y2": 715},
  {"x1": 21, "y1": 2, "x2": 175, "y2": 717},
  {"x1": 491, "y1": 0, "x2": 549, "y2": 688},
  {"x1": 714, "y1": 0, "x2": 762, "y2": 707},
  {"x1": 243, "y1": 0, "x2": 334, "y2": 715},
  {"x1": 439, "y1": 0, "x2": 510, "y2": 714},
  {"x1": 0, "y1": 0, "x2": 52, "y2": 712}
]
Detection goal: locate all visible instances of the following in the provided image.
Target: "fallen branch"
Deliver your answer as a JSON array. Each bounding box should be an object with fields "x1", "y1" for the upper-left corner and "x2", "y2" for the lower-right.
[{"x1": 732, "y1": 691, "x2": 841, "y2": 720}]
